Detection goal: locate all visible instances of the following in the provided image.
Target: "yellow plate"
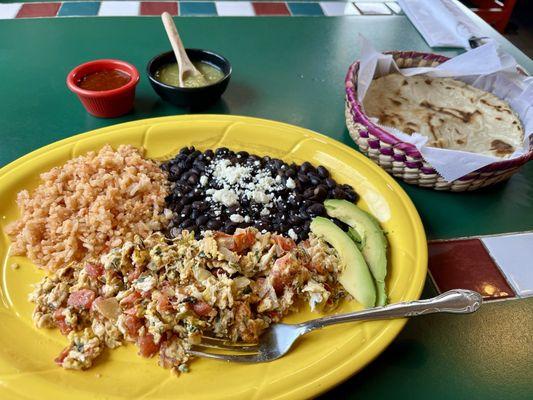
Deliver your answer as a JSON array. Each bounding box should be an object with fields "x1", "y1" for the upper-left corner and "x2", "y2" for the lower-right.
[{"x1": 0, "y1": 115, "x2": 427, "y2": 400}]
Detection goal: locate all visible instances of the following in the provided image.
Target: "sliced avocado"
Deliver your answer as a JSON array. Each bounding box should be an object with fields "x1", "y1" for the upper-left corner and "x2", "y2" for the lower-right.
[
  {"x1": 324, "y1": 199, "x2": 388, "y2": 306},
  {"x1": 310, "y1": 217, "x2": 376, "y2": 308},
  {"x1": 347, "y1": 227, "x2": 364, "y2": 251}
]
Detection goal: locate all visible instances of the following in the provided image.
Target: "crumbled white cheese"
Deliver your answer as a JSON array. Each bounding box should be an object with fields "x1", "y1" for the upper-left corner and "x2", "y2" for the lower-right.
[
  {"x1": 230, "y1": 214, "x2": 244, "y2": 223},
  {"x1": 203, "y1": 157, "x2": 289, "y2": 217},
  {"x1": 199, "y1": 175, "x2": 208, "y2": 186},
  {"x1": 287, "y1": 229, "x2": 298, "y2": 241},
  {"x1": 260, "y1": 208, "x2": 270, "y2": 216},
  {"x1": 286, "y1": 177, "x2": 296, "y2": 189},
  {"x1": 210, "y1": 188, "x2": 239, "y2": 207},
  {"x1": 244, "y1": 216, "x2": 251, "y2": 223}
]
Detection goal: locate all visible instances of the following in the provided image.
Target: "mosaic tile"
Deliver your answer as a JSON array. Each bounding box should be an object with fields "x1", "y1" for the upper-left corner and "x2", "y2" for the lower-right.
[
  {"x1": 482, "y1": 233, "x2": 533, "y2": 297},
  {"x1": 180, "y1": 1, "x2": 217, "y2": 16},
  {"x1": 252, "y1": 2, "x2": 290, "y2": 16},
  {"x1": 320, "y1": 2, "x2": 360, "y2": 16},
  {"x1": 215, "y1": 1, "x2": 254, "y2": 16},
  {"x1": 140, "y1": 1, "x2": 178, "y2": 16},
  {"x1": 386, "y1": 1, "x2": 402, "y2": 14},
  {"x1": 16, "y1": 2, "x2": 61, "y2": 18},
  {"x1": 99, "y1": 1, "x2": 140, "y2": 16},
  {"x1": 287, "y1": 2, "x2": 324, "y2": 16},
  {"x1": 428, "y1": 239, "x2": 515, "y2": 300},
  {"x1": 0, "y1": 3, "x2": 22, "y2": 19},
  {"x1": 355, "y1": 1, "x2": 392, "y2": 15},
  {"x1": 58, "y1": 2, "x2": 100, "y2": 17}
]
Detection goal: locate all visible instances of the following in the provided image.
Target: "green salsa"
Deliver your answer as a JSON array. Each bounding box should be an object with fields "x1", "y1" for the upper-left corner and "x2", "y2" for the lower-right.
[{"x1": 155, "y1": 62, "x2": 224, "y2": 88}]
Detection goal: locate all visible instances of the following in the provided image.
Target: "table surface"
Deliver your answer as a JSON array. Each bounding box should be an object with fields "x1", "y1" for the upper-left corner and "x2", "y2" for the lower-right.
[{"x1": 1, "y1": 4, "x2": 532, "y2": 400}]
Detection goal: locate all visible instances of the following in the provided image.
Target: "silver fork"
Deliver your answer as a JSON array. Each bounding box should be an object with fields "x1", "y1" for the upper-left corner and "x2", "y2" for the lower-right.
[{"x1": 190, "y1": 289, "x2": 482, "y2": 363}]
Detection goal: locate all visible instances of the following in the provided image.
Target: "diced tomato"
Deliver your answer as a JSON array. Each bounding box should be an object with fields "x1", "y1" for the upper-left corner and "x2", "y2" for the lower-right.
[
  {"x1": 214, "y1": 229, "x2": 256, "y2": 254},
  {"x1": 233, "y1": 230, "x2": 256, "y2": 253},
  {"x1": 137, "y1": 333, "x2": 160, "y2": 358},
  {"x1": 123, "y1": 307, "x2": 138, "y2": 316},
  {"x1": 127, "y1": 266, "x2": 143, "y2": 283},
  {"x1": 123, "y1": 315, "x2": 143, "y2": 339},
  {"x1": 273, "y1": 235, "x2": 296, "y2": 252},
  {"x1": 156, "y1": 294, "x2": 173, "y2": 313},
  {"x1": 84, "y1": 263, "x2": 104, "y2": 278},
  {"x1": 53, "y1": 308, "x2": 72, "y2": 335},
  {"x1": 192, "y1": 301, "x2": 215, "y2": 317},
  {"x1": 120, "y1": 291, "x2": 141, "y2": 307},
  {"x1": 54, "y1": 346, "x2": 71, "y2": 366},
  {"x1": 270, "y1": 253, "x2": 299, "y2": 295},
  {"x1": 67, "y1": 289, "x2": 95, "y2": 310}
]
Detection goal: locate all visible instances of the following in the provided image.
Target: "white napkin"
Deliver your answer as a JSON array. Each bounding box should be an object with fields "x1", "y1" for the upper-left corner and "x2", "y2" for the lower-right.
[
  {"x1": 356, "y1": 37, "x2": 533, "y2": 182},
  {"x1": 398, "y1": 0, "x2": 485, "y2": 49}
]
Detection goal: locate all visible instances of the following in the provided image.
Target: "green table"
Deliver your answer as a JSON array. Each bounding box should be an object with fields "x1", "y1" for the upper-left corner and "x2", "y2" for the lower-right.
[{"x1": 1, "y1": 7, "x2": 532, "y2": 400}]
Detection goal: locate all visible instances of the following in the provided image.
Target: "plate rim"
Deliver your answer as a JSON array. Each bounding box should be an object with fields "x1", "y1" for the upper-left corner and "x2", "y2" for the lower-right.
[{"x1": 0, "y1": 115, "x2": 427, "y2": 400}]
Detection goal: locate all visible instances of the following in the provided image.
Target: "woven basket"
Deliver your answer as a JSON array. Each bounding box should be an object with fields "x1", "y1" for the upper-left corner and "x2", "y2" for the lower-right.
[{"x1": 345, "y1": 51, "x2": 533, "y2": 191}]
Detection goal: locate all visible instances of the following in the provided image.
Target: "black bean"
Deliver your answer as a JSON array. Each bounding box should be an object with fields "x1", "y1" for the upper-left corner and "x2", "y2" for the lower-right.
[
  {"x1": 325, "y1": 178, "x2": 336, "y2": 189},
  {"x1": 227, "y1": 204, "x2": 240, "y2": 214},
  {"x1": 182, "y1": 205, "x2": 192, "y2": 216},
  {"x1": 191, "y1": 209, "x2": 200, "y2": 220},
  {"x1": 300, "y1": 162, "x2": 313, "y2": 173},
  {"x1": 179, "y1": 147, "x2": 189, "y2": 155},
  {"x1": 289, "y1": 214, "x2": 303, "y2": 225},
  {"x1": 303, "y1": 188, "x2": 315, "y2": 199},
  {"x1": 332, "y1": 187, "x2": 347, "y2": 199},
  {"x1": 194, "y1": 161, "x2": 206, "y2": 172},
  {"x1": 215, "y1": 147, "x2": 230, "y2": 156},
  {"x1": 299, "y1": 210, "x2": 309, "y2": 220},
  {"x1": 345, "y1": 190, "x2": 358, "y2": 202},
  {"x1": 285, "y1": 167, "x2": 296, "y2": 177},
  {"x1": 207, "y1": 219, "x2": 222, "y2": 230},
  {"x1": 297, "y1": 173, "x2": 309, "y2": 184},
  {"x1": 307, "y1": 203, "x2": 325, "y2": 216},
  {"x1": 169, "y1": 164, "x2": 182, "y2": 176},
  {"x1": 180, "y1": 219, "x2": 193, "y2": 228},
  {"x1": 187, "y1": 174, "x2": 199, "y2": 185},
  {"x1": 312, "y1": 186, "x2": 328, "y2": 202},
  {"x1": 317, "y1": 166, "x2": 330, "y2": 178},
  {"x1": 237, "y1": 151, "x2": 249, "y2": 159},
  {"x1": 184, "y1": 224, "x2": 196, "y2": 233},
  {"x1": 196, "y1": 215, "x2": 209, "y2": 226},
  {"x1": 309, "y1": 176, "x2": 321, "y2": 186}
]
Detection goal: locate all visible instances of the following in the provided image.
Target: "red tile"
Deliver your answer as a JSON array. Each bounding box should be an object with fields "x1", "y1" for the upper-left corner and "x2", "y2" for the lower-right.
[
  {"x1": 140, "y1": 2, "x2": 178, "y2": 16},
  {"x1": 252, "y1": 2, "x2": 290, "y2": 16},
  {"x1": 428, "y1": 239, "x2": 515, "y2": 300},
  {"x1": 16, "y1": 3, "x2": 61, "y2": 18}
]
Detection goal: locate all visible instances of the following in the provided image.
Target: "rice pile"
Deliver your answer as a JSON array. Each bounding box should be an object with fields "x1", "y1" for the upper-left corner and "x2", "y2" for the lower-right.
[{"x1": 6, "y1": 145, "x2": 169, "y2": 271}]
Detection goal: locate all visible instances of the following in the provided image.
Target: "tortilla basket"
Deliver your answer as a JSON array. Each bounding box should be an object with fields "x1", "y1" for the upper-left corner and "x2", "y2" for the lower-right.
[{"x1": 345, "y1": 51, "x2": 533, "y2": 191}]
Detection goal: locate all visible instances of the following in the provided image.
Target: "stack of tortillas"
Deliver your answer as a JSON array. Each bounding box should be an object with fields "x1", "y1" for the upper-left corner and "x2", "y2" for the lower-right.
[{"x1": 363, "y1": 74, "x2": 524, "y2": 157}]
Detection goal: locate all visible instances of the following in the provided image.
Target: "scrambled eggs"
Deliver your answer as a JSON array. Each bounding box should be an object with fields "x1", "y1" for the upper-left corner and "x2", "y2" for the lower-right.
[{"x1": 31, "y1": 228, "x2": 344, "y2": 372}]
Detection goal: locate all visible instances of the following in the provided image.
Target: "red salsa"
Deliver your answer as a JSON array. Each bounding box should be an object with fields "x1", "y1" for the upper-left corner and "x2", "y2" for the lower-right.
[{"x1": 77, "y1": 69, "x2": 131, "y2": 91}]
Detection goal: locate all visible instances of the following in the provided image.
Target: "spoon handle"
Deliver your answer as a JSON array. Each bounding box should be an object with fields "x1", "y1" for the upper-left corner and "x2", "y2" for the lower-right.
[
  {"x1": 161, "y1": 12, "x2": 199, "y2": 86},
  {"x1": 299, "y1": 289, "x2": 483, "y2": 333}
]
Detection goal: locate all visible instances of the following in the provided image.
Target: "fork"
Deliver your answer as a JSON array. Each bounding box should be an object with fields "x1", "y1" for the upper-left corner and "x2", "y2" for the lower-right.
[{"x1": 190, "y1": 289, "x2": 482, "y2": 363}]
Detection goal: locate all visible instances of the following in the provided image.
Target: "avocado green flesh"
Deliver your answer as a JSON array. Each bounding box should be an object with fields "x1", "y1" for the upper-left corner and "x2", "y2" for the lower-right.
[
  {"x1": 347, "y1": 227, "x2": 364, "y2": 251},
  {"x1": 310, "y1": 217, "x2": 376, "y2": 308},
  {"x1": 324, "y1": 199, "x2": 388, "y2": 306}
]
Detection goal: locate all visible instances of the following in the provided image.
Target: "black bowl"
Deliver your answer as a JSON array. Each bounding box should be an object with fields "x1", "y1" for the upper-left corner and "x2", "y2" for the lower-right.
[{"x1": 147, "y1": 49, "x2": 231, "y2": 108}]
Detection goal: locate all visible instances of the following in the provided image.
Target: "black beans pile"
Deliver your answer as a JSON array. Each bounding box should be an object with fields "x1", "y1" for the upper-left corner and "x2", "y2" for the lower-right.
[{"x1": 161, "y1": 146, "x2": 358, "y2": 241}]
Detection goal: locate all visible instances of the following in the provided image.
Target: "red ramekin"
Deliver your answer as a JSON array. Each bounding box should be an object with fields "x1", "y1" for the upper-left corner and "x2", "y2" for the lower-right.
[{"x1": 66, "y1": 59, "x2": 140, "y2": 118}]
